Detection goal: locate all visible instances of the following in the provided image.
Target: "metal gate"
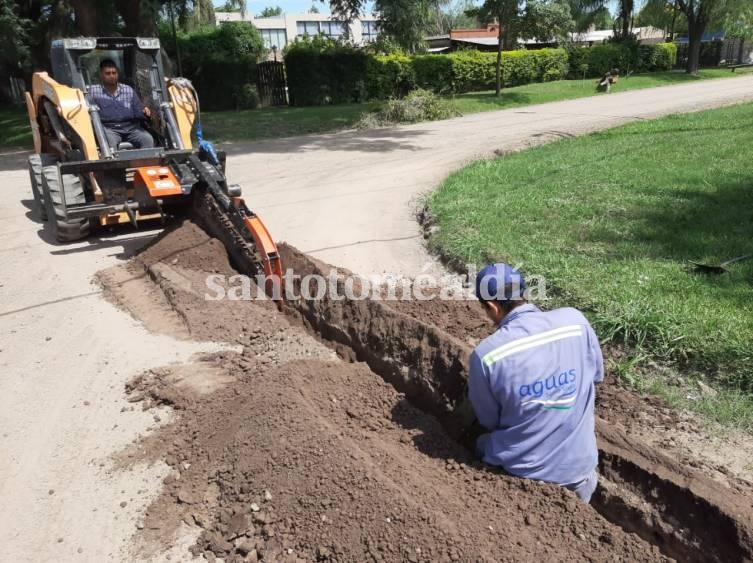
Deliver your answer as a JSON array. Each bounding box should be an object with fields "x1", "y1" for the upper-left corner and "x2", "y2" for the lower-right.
[{"x1": 256, "y1": 61, "x2": 287, "y2": 107}]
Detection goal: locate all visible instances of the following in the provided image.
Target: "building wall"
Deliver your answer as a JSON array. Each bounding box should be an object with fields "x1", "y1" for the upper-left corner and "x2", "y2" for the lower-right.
[
  {"x1": 449, "y1": 24, "x2": 499, "y2": 40},
  {"x1": 215, "y1": 11, "x2": 380, "y2": 50}
]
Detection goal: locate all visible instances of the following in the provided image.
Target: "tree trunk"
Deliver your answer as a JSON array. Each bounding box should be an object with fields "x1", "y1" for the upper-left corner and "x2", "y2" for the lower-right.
[
  {"x1": 495, "y1": 23, "x2": 503, "y2": 97},
  {"x1": 618, "y1": 0, "x2": 633, "y2": 40},
  {"x1": 685, "y1": 20, "x2": 705, "y2": 74},
  {"x1": 68, "y1": 0, "x2": 98, "y2": 35}
]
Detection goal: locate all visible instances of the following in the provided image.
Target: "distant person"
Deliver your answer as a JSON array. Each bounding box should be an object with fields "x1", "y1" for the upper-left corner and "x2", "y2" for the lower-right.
[
  {"x1": 468, "y1": 263, "x2": 604, "y2": 503},
  {"x1": 597, "y1": 68, "x2": 620, "y2": 93},
  {"x1": 88, "y1": 59, "x2": 154, "y2": 149}
]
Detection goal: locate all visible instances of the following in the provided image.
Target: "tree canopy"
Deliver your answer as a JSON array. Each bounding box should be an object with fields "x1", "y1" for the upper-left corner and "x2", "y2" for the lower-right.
[{"x1": 258, "y1": 6, "x2": 283, "y2": 17}]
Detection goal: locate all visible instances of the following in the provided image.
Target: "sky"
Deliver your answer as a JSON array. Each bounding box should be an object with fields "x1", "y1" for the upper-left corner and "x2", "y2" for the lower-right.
[
  {"x1": 213, "y1": 0, "x2": 628, "y2": 20},
  {"x1": 213, "y1": 0, "x2": 336, "y2": 16}
]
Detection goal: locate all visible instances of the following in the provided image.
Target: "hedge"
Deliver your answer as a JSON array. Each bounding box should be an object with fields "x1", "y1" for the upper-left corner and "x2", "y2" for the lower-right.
[
  {"x1": 285, "y1": 41, "x2": 569, "y2": 105},
  {"x1": 567, "y1": 42, "x2": 677, "y2": 78},
  {"x1": 159, "y1": 22, "x2": 265, "y2": 110},
  {"x1": 284, "y1": 41, "x2": 677, "y2": 107}
]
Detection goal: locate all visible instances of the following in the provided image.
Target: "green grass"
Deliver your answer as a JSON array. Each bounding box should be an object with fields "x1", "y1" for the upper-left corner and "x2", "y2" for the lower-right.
[
  {"x1": 451, "y1": 68, "x2": 753, "y2": 114},
  {"x1": 426, "y1": 102, "x2": 753, "y2": 430},
  {"x1": 4, "y1": 68, "x2": 750, "y2": 150},
  {"x1": 0, "y1": 104, "x2": 31, "y2": 149}
]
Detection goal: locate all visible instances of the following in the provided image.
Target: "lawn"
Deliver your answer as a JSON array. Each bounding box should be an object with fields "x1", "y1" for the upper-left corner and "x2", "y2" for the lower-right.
[
  {"x1": 201, "y1": 102, "x2": 380, "y2": 143},
  {"x1": 2, "y1": 67, "x2": 750, "y2": 150},
  {"x1": 452, "y1": 68, "x2": 752, "y2": 114},
  {"x1": 0, "y1": 104, "x2": 31, "y2": 149},
  {"x1": 426, "y1": 102, "x2": 753, "y2": 429}
]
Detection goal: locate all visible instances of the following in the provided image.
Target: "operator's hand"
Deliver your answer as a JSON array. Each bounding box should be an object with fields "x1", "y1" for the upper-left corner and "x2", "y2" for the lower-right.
[{"x1": 143, "y1": 106, "x2": 151, "y2": 118}]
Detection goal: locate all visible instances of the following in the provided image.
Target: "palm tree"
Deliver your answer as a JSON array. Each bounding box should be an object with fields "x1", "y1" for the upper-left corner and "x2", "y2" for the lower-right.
[{"x1": 223, "y1": 0, "x2": 247, "y2": 17}]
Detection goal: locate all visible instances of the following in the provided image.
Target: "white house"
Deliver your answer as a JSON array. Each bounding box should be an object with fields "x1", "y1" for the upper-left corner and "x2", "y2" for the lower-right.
[
  {"x1": 215, "y1": 11, "x2": 380, "y2": 51},
  {"x1": 569, "y1": 26, "x2": 666, "y2": 46}
]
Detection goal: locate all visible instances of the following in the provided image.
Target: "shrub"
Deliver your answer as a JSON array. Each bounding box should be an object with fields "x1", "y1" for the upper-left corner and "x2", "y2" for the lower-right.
[
  {"x1": 653, "y1": 43, "x2": 677, "y2": 70},
  {"x1": 532, "y1": 48, "x2": 569, "y2": 81},
  {"x1": 284, "y1": 36, "x2": 369, "y2": 106},
  {"x1": 448, "y1": 50, "x2": 496, "y2": 92},
  {"x1": 234, "y1": 84, "x2": 260, "y2": 109},
  {"x1": 567, "y1": 42, "x2": 677, "y2": 78},
  {"x1": 364, "y1": 54, "x2": 415, "y2": 100},
  {"x1": 286, "y1": 45, "x2": 569, "y2": 106},
  {"x1": 358, "y1": 89, "x2": 461, "y2": 127},
  {"x1": 159, "y1": 23, "x2": 265, "y2": 110},
  {"x1": 411, "y1": 55, "x2": 454, "y2": 94},
  {"x1": 320, "y1": 45, "x2": 369, "y2": 104}
]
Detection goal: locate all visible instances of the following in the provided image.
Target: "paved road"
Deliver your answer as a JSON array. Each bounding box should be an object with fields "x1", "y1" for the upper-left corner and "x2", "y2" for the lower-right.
[{"x1": 0, "y1": 75, "x2": 752, "y2": 561}]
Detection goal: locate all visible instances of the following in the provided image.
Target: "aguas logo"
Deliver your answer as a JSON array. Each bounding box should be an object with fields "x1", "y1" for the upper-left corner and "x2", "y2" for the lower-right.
[{"x1": 519, "y1": 369, "x2": 578, "y2": 409}]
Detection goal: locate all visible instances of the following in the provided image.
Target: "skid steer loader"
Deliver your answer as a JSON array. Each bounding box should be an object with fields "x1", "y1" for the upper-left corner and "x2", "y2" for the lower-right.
[{"x1": 25, "y1": 36, "x2": 282, "y2": 285}]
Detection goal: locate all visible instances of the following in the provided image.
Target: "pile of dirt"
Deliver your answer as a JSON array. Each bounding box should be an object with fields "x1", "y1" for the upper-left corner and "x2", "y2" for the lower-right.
[{"x1": 102, "y1": 221, "x2": 753, "y2": 562}]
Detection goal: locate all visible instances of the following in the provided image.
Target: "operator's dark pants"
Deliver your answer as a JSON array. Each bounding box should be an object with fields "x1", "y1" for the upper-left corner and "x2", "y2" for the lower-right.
[{"x1": 103, "y1": 121, "x2": 154, "y2": 149}]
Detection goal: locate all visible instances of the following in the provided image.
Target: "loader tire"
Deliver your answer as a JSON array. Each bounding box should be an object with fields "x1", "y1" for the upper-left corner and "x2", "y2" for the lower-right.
[
  {"x1": 41, "y1": 165, "x2": 90, "y2": 242},
  {"x1": 28, "y1": 154, "x2": 57, "y2": 221}
]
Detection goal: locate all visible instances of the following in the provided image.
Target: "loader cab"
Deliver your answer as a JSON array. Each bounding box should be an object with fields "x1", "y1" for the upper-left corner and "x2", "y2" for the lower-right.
[{"x1": 49, "y1": 37, "x2": 186, "y2": 157}]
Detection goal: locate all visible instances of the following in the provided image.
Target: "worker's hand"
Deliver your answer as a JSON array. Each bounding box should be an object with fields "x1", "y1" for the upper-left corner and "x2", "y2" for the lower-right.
[{"x1": 143, "y1": 106, "x2": 151, "y2": 118}]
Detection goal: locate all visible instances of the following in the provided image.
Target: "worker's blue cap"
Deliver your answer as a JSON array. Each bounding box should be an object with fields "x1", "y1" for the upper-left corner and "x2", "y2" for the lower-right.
[{"x1": 475, "y1": 262, "x2": 526, "y2": 302}]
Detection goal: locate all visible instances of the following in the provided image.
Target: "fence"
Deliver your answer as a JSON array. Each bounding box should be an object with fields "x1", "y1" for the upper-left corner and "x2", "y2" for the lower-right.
[{"x1": 256, "y1": 61, "x2": 287, "y2": 107}]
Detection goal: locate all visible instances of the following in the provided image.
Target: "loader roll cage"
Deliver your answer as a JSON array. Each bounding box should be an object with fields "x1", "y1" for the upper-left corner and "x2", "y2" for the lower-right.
[{"x1": 50, "y1": 37, "x2": 185, "y2": 159}]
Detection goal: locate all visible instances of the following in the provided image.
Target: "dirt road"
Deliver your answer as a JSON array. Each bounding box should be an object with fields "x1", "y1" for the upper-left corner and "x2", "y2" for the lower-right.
[
  {"x1": 1, "y1": 76, "x2": 752, "y2": 562},
  {"x1": 224, "y1": 74, "x2": 753, "y2": 277}
]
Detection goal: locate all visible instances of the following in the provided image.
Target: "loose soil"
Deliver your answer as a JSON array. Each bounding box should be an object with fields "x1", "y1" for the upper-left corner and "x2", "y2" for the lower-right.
[{"x1": 99, "y1": 221, "x2": 753, "y2": 562}]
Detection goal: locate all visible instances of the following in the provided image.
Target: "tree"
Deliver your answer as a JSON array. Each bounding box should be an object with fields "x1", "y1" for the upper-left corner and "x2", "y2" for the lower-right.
[
  {"x1": 521, "y1": 0, "x2": 574, "y2": 43},
  {"x1": 567, "y1": 0, "x2": 612, "y2": 32},
  {"x1": 222, "y1": 0, "x2": 247, "y2": 17},
  {"x1": 614, "y1": 0, "x2": 634, "y2": 39},
  {"x1": 0, "y1": 0, "x2": 30, "y2": 76},
  {"x1": 259, "y1": 6, "x2": 283, "y2": 17},
  {"x1": 676, "y1": 0, "x2": 741, "y2": 73},
  {"x1": 723, "y1": 3, "x2": 753, "y2": 62},
  {"x1": 570, "y1": 0, "x2": 635, "y2": 41},
  {"x1": 424, "y1": 0, "x2": 478, "y2": 36},
  {"x1": 469, "y1": 0, "x2": 573, "y2": 96},
  {"x1": 468, "y1": 0, "x2": 518, "y2": 95},
  {"x1": 308, "y1": 4, "x2": 320, "y2": 13},
  {"x1": 375, "y1": 0, "x2": 435, "y2": 52}
]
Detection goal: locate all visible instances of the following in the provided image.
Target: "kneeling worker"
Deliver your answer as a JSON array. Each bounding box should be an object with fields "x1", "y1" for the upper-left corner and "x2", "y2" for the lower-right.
[
  {"x1": 89, "y1": 59, "x2": 154, "y2": 150},
  {"x1": 468, "y1": 263, "x2": 603, "y2": 503}
]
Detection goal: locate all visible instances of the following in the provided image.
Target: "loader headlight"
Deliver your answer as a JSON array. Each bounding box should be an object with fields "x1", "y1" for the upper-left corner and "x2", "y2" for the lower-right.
[
  {"x1": 61, "y1": 38, "x2": 97, "y2": 50},
  {"x1": 137, "y1": 38, "x2": 161, "y2": 49}
]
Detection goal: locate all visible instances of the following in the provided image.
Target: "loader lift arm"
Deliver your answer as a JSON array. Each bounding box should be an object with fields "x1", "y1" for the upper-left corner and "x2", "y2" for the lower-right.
[{"x1": 188, "y1": 154, "x2": 283, "y2": 299}]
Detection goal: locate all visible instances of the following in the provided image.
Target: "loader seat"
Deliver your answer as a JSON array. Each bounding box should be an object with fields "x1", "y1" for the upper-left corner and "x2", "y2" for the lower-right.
[{"x1": 117, "y1": 142, "x2": 134, "y2": 150}]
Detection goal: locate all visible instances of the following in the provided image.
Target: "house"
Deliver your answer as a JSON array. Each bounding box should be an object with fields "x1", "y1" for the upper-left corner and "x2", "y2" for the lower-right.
[
  {"x1": 569, "y1": 26, "x2": 666, "y2": 46},
  {"x1": 426, "y1": 24, "x2": 502, "y2": 53},
  {"x1": 215, "y1": 11, "x2": 380, "y2": 52}
]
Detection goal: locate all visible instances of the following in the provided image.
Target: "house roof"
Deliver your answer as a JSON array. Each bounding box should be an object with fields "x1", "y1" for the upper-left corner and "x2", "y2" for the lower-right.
[
  {"x1": 675, "y1": 31, "x2": 725, "y2": 44},
  {"x1": 453, "y1": 37, "x2": 499, "y2": 47}
]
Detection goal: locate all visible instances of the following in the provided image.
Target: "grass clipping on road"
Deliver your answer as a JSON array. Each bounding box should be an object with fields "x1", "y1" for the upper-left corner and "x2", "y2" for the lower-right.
[{"x1": 427, "y1": 102, "x2": 753, "y2": 428}]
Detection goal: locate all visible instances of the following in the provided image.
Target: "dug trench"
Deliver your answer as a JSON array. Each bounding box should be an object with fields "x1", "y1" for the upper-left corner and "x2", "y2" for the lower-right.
[{"x1": 100, "y1": 220, "x2": 753, "y2": 562}]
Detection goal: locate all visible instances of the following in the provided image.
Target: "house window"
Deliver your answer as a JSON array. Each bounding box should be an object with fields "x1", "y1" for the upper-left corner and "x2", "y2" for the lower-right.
[
  {"x1": 260, "y1": 28, "x2": 287, "y2": 49},
  {"x1": 296, "y1": 21, "x2": 320, "y2": 37},
  {"x1": 362, "y1": 21, "x2": 379, "y2": 42},
  {"x1": 320, "y1": 21, "x2": 345, "y2": 38}
]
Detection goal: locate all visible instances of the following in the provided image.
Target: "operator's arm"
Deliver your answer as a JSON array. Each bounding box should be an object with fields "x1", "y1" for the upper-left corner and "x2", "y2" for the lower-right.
[
  {"x1": 586, "y1": 323, "x2": 604, "y2": 384},
  {"x1": 468, "y1": 350, "x2": 500, "y2": 431},
  {"x1": 127, "y1": 85, "x2": 148, "y2": 119}
]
